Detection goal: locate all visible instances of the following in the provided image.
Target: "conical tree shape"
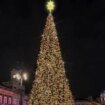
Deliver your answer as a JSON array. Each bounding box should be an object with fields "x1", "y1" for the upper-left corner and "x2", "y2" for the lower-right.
[{"x1": 29, "y1": 14, "x2": 74, "y2": 105}]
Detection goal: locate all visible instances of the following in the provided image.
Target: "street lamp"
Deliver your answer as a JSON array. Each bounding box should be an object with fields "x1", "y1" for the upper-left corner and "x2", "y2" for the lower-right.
[
  {"x1": 12, "y1": 71, "x2": 28, "y2": 105},
  {"x1": 13, "y1": 72, "x2": 28, "y2": 87}
]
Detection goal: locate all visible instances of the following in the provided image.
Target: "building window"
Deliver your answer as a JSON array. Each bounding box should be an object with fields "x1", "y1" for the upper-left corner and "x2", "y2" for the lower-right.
[
  {"x1": 4, "y1": 96, "x2": 7, "y2": 105},
  {"x1": 8, "y1": 97, "x2": 12, "y2": 105},
  {"x1": 0, "y1": 95, "x2": 2, "y2": 104},
  {"x1": 24, "y1": 100, "x2": 27, "y2": 105},
  {"x1": 13, "y1": 99, "x2": 17, "y2": 105}
]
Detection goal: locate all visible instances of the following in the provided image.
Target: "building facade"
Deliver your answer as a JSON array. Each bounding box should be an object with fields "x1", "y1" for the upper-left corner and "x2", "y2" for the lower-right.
[
  {"x1": 0, "y1": 85, "x2": 28, "y2": 105},
  {"x1": 75, "y1": 100, "x2": 100, "y2": 105},
  {"x1": 75, "y1": 100, "x2": 92, "y2": 105},
  {"x1": 100, "y1": 90, "x2": 105, "y2": 105}
]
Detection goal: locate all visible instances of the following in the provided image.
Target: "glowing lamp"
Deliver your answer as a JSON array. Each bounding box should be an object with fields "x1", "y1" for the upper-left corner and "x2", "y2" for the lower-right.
[
  {"x1": 23, "y1": 73, "x2": 28, "y2": 80},
  {"x1": 16, "y1": 74, "x2": 21, "y2": 80},
  {"x1": 13, "y1": 75, "x2": 16, "y2": 79}
]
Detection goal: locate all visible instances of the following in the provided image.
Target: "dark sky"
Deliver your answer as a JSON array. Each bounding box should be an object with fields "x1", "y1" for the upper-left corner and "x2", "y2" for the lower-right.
[{"x1": 0, "y1": 0, "x2": 105, "y2": 98}]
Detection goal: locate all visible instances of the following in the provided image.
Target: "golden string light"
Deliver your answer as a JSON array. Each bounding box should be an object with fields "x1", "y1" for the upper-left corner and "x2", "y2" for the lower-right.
[{"x1": 28, "y1": 1, "x2": 74, "y2": 105}]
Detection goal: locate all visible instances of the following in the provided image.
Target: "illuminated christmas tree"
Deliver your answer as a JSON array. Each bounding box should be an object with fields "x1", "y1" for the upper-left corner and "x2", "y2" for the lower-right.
[{"x1": 29, "y1": 1, "x2": 74, "y2": 105}]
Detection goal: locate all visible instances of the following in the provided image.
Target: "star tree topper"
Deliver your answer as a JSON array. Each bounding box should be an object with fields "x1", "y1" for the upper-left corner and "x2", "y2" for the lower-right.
[{"x1": 46, "y1": 0, "x2": 55, "y2": 13}]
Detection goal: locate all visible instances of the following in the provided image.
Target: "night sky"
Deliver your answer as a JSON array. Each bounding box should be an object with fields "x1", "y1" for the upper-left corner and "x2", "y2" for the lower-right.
[{"x1": 0, "y1": 0, "x2": 105, "y2": 98}]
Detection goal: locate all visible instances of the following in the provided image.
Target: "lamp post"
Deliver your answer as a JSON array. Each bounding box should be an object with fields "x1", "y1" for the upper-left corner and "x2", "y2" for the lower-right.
[
  {"x1": 13, "y1": 71, "x2": 28, "y2": 105},
  {"x1": 13, "y1": 72, "x2": 28, "y2": 86}
]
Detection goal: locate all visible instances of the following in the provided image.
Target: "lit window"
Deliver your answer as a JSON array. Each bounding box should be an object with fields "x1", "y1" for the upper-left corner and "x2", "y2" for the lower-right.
[
  {"x1": 13, "y1": 99, "x2": 17, "y2": 105},
  {"x1": 24, "y1": 100, "x2": 27, "y2": 105},
  {"x1": 8, "y1": 97, "x2": 12, "y2": 105},
  {"x1": 4, "y1": 96, "x2": 7, "y2": 104},
  {"x1": 13, "y1": 98, "x2": 19, "y2": 105},
  {"x1": 0, "y1": 95, "x2": 2, "y2": 104}
]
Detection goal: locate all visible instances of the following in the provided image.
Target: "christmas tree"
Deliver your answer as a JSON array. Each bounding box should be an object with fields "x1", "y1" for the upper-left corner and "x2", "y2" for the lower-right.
[{"x1": 29, "y1": 1, "x2": 74, "y2": 105}]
